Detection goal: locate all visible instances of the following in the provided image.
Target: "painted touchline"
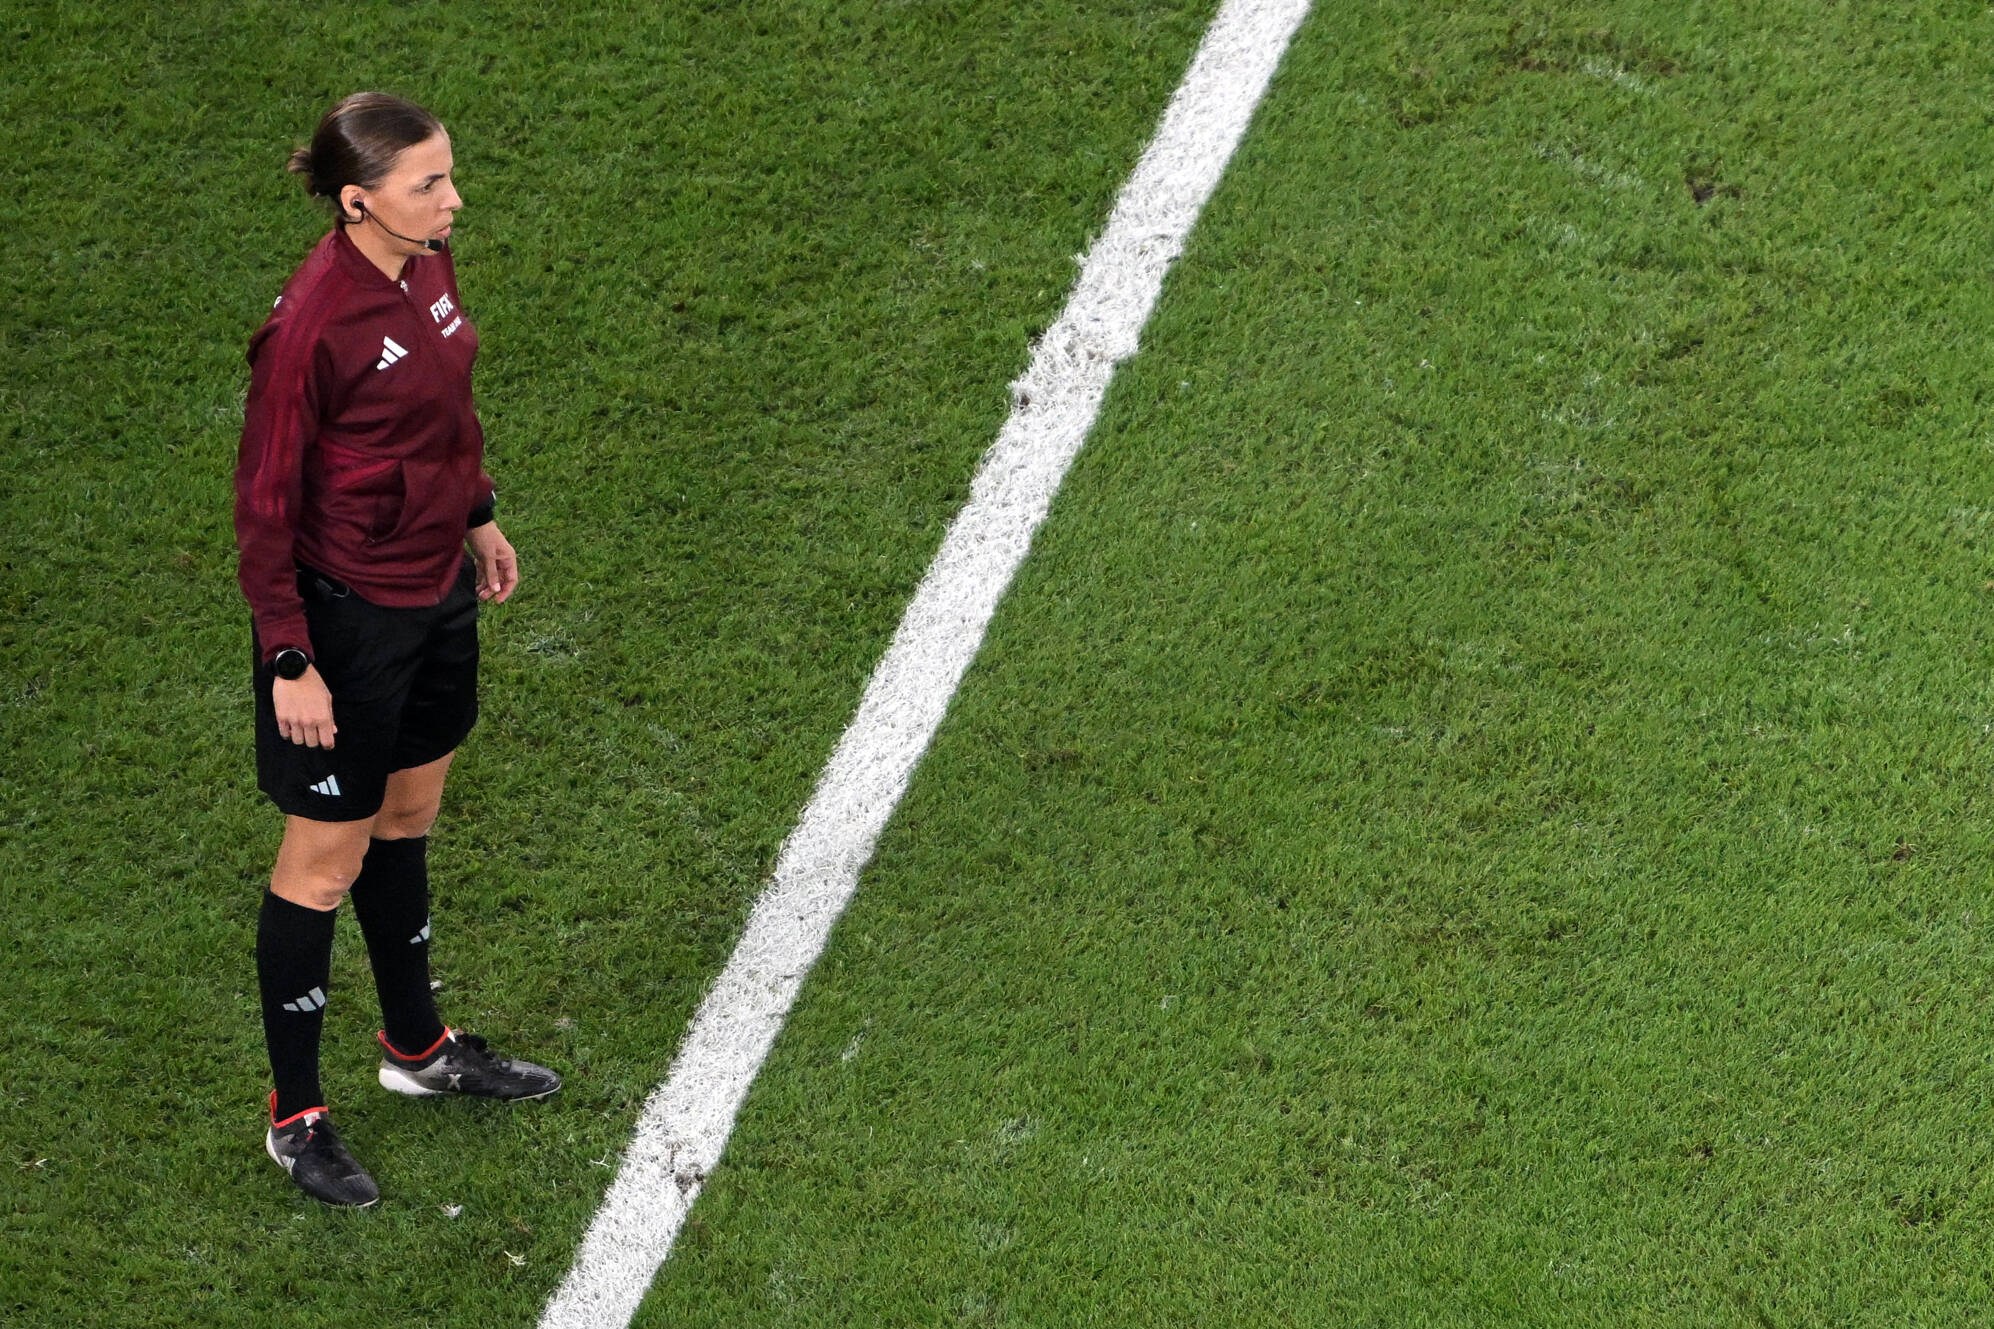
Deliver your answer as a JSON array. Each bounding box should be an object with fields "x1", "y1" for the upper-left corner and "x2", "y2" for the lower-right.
[{"x1": 538, "y1": 2, "x2": 1316, "y2": 1323}]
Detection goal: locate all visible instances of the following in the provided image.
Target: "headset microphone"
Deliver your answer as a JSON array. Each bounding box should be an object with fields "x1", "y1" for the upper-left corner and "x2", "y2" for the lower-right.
[{"x1": 353, "y1": 198, "x2": 444, "y2": 253}]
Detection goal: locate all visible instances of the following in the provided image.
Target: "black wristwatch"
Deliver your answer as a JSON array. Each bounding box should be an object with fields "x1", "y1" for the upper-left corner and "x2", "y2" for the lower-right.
[{"x1": 271, "y1": 648, "x2": 311, "y2": 681}]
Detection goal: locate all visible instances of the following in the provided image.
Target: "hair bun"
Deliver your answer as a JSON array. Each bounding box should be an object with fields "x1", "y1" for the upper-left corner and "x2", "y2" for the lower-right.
[{"x1": 290, "y1": 93, "x2": 442, "y2": 220}]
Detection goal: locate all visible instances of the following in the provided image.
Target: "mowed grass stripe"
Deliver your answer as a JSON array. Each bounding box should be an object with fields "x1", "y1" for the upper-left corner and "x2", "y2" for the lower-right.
[
  {"x1": 543, "y1": 3, "x2": 1313, "y2": 1323},
  {"x1": 2, "y1": 4, "x2": 1222, "y2": 1326},
  {"x1": 640, "y1": 3, "x2": 1994, "y2": 1325}
]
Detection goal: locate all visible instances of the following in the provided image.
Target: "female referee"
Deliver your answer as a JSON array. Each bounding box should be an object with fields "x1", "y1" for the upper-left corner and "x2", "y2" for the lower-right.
[{"x1": 235, "y1": 92, "x2": 559, "y2": 1207}]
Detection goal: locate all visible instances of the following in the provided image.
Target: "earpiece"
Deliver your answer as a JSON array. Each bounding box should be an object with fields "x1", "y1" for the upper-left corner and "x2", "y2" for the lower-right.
[{"x1": 348, "y1": 196, "x2": 443, "y2": 253}]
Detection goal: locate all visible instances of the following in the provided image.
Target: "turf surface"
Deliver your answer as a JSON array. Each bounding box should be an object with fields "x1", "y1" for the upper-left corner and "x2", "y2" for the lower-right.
[
  {"x1": 11, "y1": 0, "x2": 1994, "y2": 1325},
  {"x1": 647, "y1": 3, "x2": 1994, "y2": 1325},
  {"x1": 2, "y1": 1, "x2": 1215, "y2": 1323}
]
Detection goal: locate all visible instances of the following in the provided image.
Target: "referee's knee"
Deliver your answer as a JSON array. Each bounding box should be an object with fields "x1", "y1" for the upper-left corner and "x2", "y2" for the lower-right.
[
  {"x1": 372, "y1": 805, "x2": 439, "y2": 840},
  {"x1": 271, "y1": 816, "x2": 375, "y2": 911},
  {"x1": 272, "y1": 855, "x2": 366, "y2": 911}
]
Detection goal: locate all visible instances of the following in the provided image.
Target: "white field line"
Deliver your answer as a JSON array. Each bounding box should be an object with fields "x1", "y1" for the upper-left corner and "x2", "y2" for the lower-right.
[{"x1": 538, "y1": 2, "x2": 1313, "y2": 1323}]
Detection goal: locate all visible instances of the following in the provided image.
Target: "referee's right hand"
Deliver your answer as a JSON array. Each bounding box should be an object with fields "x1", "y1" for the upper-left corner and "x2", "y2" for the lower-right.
[{"x1": 273, "y1": 668, "x2": 338, "y2": 748}]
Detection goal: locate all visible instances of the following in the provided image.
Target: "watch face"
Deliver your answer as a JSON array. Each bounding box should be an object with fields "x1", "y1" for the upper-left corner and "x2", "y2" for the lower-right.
[{"x1": 274, "y1": 650, "x2": 309, "y2": 680}]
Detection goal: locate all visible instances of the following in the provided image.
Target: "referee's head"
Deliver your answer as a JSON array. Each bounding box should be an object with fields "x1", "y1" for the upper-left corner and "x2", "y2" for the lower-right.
[{"x1": 287, "y1": 92, "x2": 446, "y2": 227}]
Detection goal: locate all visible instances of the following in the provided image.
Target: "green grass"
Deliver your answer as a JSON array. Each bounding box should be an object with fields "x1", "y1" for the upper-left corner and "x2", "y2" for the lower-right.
[
  {"x1": 646, "y1": 3, "x2": 1994, "y2": 1326},
  {"x1": 12, "y1": 0, "x2": 1994, "y2": 1324},
  {"x1": 1, "y1": 1, "x2": 1216, "y2": 1323}
]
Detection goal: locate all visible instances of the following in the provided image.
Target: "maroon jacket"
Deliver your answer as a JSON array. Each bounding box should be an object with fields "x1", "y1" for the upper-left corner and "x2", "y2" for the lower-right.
[{"x1": 235, "y1": 226, "x2": 496, "y2": 662}]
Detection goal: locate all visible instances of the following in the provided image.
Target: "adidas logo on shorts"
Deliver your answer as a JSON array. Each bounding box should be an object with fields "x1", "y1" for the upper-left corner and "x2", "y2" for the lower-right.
[{"x1": 308, "y1": 775, "x2": 342, "y2": 797}]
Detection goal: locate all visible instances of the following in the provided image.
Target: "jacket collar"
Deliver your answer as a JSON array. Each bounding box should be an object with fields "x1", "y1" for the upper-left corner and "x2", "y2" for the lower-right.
[{"x1": 330, "y1": 224, "x2": 422, "y2": 289}]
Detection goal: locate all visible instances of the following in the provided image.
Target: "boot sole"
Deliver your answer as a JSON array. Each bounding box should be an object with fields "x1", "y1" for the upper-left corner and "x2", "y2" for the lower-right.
[{"x1": 378, "y1": 1062, "x2": 562, "y2": 1100}]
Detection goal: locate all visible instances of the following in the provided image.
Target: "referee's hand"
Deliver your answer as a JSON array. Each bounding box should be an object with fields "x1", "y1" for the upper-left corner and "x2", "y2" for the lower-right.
[
  {"x1": 273, "y1": 668, "x2": 338, "y2": 748},
  {"x1": 467, "y1": 521, "x2": 519, "y2": 604}
]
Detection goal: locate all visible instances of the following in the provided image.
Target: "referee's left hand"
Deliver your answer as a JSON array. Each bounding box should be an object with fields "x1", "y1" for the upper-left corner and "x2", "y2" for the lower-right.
[{"x1": 468, "y1": 521, "x2": 520, "y2": 603}]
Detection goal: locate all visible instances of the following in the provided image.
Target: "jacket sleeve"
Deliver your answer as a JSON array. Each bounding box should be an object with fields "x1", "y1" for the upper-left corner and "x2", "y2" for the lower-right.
[
  {"x1": 441, "y1": 243, "x2": 498, "y2": 533},
  {"x1": 467, "y1": 472, "x2": 496, "y2": 529},
  {"x1": 234, "y1": 316, "x2": 325, "y2": 662}
]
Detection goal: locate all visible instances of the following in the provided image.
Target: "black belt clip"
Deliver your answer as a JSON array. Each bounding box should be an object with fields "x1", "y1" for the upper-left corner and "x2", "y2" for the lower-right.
[{"x1": 297, "y1": 565, "x2": 353, "y2": 602}]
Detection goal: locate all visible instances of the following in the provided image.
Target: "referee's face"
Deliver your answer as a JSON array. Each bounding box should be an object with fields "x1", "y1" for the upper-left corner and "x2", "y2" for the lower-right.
[{"x1": 370, "y1": 131, "x2": 462, "y2": 253}]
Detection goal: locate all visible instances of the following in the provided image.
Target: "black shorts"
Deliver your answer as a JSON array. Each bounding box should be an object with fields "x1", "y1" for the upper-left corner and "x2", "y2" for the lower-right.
[{"x1": 253, "y1": 557, "x2": 480, "y2": 822}]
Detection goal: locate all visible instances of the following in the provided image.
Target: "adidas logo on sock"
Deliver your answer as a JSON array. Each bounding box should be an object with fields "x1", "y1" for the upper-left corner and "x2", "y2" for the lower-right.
[
  {"x1": 309, "y1": 775, "x2": 343, "y2": 797},
  {"x1": 410, "y1": 922, "x2": 431, "y2": 945},
  {"x1": 375, "y1": 336, "x2": 408, "y2": 370},
  {"x1": 282, "y1": 986, "x2": 327, "y2": 1013}
]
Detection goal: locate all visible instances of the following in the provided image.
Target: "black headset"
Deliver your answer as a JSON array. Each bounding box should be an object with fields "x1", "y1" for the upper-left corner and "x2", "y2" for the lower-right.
[{"x1": 350, "y1": 197, "x2": 443, "y2": 253}]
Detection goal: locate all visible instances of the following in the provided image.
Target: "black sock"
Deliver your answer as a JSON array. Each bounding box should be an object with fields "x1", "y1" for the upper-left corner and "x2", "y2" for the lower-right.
[
  {"x1": 257, "y1": 890, "x2": 336, "y2": 1122},
  {"x1": 348, "y1": 835, "x2": 446, "y2": 1056}
]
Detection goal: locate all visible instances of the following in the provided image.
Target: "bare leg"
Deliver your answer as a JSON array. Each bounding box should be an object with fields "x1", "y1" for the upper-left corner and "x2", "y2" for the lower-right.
[
  {"x1": 271, "y1": 815, "x2": 375, "y2": 910},
  {"x1": 376, "y1": 751, "x2": 456, "y2": 840}
]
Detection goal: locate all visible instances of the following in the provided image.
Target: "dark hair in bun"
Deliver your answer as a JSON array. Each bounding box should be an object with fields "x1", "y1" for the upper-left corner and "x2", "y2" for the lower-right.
[{"x1": 287, "y1": 92, "x2": 444, "y2": 223}]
